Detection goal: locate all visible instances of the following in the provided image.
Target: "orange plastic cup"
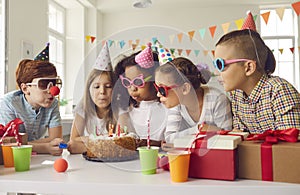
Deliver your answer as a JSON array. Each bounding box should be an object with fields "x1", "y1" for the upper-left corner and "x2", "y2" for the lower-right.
[
  {"x1": 168, "y1": 150, "x2": 191, "y2": 182},
  {"x1": 2, "y1": 143, "x2": 18, "y2": 168}
]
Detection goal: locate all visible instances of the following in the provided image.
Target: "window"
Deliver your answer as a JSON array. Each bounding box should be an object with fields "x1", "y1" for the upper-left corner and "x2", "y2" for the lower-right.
[
  {"x1": 260, "y1": 7, "x2": 299, "y2": 90},
  {"x1": 48, "y1": 0, "x2": 65, "y2": 97}
]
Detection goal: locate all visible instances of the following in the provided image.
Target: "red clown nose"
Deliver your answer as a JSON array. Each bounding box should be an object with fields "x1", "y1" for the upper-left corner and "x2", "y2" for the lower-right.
[{"x1": 49, "y1": 86, "x2": 60, "y2": 96}]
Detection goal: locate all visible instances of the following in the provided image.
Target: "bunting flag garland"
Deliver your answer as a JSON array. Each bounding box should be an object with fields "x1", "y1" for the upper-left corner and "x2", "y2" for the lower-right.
[
  {"x1": 186, "y1": 49, "x2": 191, "y2": 56},
  {"x1": 152, "y1": 37, "x2": 158, "y2": 44},
  {"x1": 221, "y1": 22, "x2": 230, "y2": 34},
  {"x1": 90, "y1": 36, "x2": 96, "y2": 43},
  {"x1": 188, "y1": 31, "x2": 195, "y2": 42},
  {"x1": 119, "y1": 40, "x2": 126, "y2": 49},
  {"x1": 199, "y1": 28, "x2": 206, "y2": 40},
  {"x1": 290, "y1": 47, "x2": 295, "y2": 54},
  {"x1": 194, "y1": 50, "x2": 200, "y2": 57},
  {"x1": 177, "y1": 49, "x2": 183, "y2": 56},
  {"x1": 85, "y1": 35, "x2": 96, "y2": 43},
  {"x1": 235, "y1": 18, "x2": 244, "y2": 30},
  {"x1": 208, "y1": 26, "x2": 217, "y2": 39},
  {"x1": 292, "y1": 1, "x2": 300, "y2": 16},
  {"x1": 177, "y1": 33, "x2": 183, "y2": 43},
  {"x1": 276, "y1": 7, "x2": 285, "y2": 21},
  {"x1": 203, "y1": 50, "x2": 209, "y2": 56},
  {"x1": 211, "y1": 50, "x2": 215, "y2": 57},
  {"x1": 261, "y1": 11, "x2": 271, "y2": 25},
  {"x1": 169, "y1": 34, "x2": 175, "y2": 44}
]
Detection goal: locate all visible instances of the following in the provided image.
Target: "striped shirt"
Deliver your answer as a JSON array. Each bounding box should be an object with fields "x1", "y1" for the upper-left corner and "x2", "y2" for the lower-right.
[
  {"x1": 165, "y1": 86, "x2": 233, "y2": 143},
  {"x1": 231, "y1": 74, "x2": 300, "y2": 134},
  {"x1": 0, "y1": 90, "x2": 61, "y2": 141}
]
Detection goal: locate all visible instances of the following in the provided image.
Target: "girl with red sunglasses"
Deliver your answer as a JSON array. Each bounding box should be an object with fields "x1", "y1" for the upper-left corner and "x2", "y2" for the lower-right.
[{"x1": 155, "y1": 57, "x2": 232, "y2": 143}]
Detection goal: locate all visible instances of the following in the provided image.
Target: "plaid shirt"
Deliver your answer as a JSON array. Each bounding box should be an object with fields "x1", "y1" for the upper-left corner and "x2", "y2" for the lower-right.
[{"x1": 230, "y1": 74, "x2": 300, "y2": 134}]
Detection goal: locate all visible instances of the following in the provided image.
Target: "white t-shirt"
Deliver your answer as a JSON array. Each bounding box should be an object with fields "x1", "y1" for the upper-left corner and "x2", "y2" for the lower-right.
[
  {"x1": 128, "y1": 100, "x2": 168, "y2": 141},
  {"x1": 165, "y1": 86, "x2": 232, "y2": 143}
]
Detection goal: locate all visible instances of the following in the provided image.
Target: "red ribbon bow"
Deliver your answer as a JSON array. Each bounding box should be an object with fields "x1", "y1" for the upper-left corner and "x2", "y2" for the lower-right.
[
  {"x1": 246, "y1": 128, "x2": 299, "y2": 143},
  {"x1": 0, "y1": 118, "x2": 24, "y2": 145}
]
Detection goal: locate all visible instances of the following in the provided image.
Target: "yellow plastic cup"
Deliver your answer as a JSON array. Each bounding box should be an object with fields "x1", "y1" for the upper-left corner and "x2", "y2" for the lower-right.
[
  {"x1": 137, "y1": 146, "x2": 159, "y2": 175},
  {"x1": 2, "y1": 143, "x2": 18, "y2": 168},
  {"x1": 168, "y1": 150, "x2": 191, "y2": 182},
  {"x1": 11, "y1": 145, "x2": 32, "y2": 172}
]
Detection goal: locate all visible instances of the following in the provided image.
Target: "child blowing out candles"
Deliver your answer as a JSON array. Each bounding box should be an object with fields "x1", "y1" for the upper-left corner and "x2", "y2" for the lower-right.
[{"x1": 67, "y1": 41, "x2": 117, "y2": 154}]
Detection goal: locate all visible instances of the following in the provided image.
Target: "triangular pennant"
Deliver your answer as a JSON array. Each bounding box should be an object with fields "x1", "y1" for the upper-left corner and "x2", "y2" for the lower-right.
[
  {"x1": 169, "y1": 34, "x2": 175, "y2": 44},
  {"x1": 199, "y1": 28, "x2": 206, "y2": 40},
  {"x1": 209, "y1": 26, "x2": 217, "y2": 38},
  {"x1": 253, "y1": 14, "x2": 258, "y2": 21},
  {"x1": 203, "y1": 50, "x2": 209, "y2": 56},
  {"x1": 136, "y1": 39, "x2": 140, "y2": 46},
  {"x1": 128, "y1": 40, "x2": 133, "y2": 47},
  {"x1": 85, "y1": 35, "x2": 91, "y2": 42},
  {"x1": 159, "y1": 36, "x2": 166, "y2": 44},
  {"x1": 261, "y1": 11, "x2": 271, "y2": 25},
  {"x1": 292, "y1": 1, "x2": 300, "y2": 16},
  {"x1": 290, "y1": 47, "x2": 295, "y2": 54},
  {"x1": 152, "y1": 37, "x2": 158, "y2": 44},
  {"x1": 194, "y1": 50, "x2": 200, "y2": 57},
  {"x1": 170, "y1": 48, "x2": 176, "y2": 55},
  {"x1": 90, "y1": 36, "x2": 96, "y2": 43},
  {"x1": 177, "y1": 49, "x2": 183, "y2": 56},
  {"x1": 101, "y1": 40, "x2": 106, "y2": 46},
  {"x1": 278, "y1": 48, "x2": 284, "y2": 54},
  {"x1": 108, "y1": 40, "x2": 114, "y2": 47},
  {"x1": 141, "y1": 45, "x2": 146, "y2": 50},
  {"x1": 185, "y1": 49, "x2": 191, "y2": 56},
  {"x1": 177, "y1": 33, "x2": 183, "y2": 43},
  {"x1": 119, "y1": 40, "x2": 126, "y2": 49},
  {"x1": 211, "y1": 50, "x2": 215, "y2": 57},
  {"x1": 132, "y1": 44, "x2": 137, "y2": 51},
  {"x1": 221, "y1": 22, "x2": 230, "y2": 34},
  {"x1": 276, "y1": 7, "x2": 285, "y2": 21},
  {"x1": 93, "y1": 41, "x2": 112, "y2": 71},
  {"x1": 188, "y1": 30, "x2": 195, "y2": 42},
  {"x1": 235, "y1": 18, "x2": 244, "y2": 30}
]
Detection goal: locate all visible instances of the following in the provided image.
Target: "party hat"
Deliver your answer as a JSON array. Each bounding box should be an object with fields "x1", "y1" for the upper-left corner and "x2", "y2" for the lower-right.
[
  {"x1": 34, "y1": 43, "x2": 49, "y2": 61},
  {"x1": 93, "y1": 41, "x2": 112, "y2": 71},
  {"x1": 135, "y1": 42, "x2": 154, "y2": 68},
  {"x1": 155, "y1": 40, "x2": 174, "y2": 65},
  {"x1": 241, "y1": 11, "x2": 256, "y2": 31}
]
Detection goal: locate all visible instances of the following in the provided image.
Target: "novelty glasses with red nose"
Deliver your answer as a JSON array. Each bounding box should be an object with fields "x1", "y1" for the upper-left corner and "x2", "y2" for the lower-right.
[
  {"x1": 26, "y1": 77, "x2": 62, "y2": 91},
  {"x1": 153, "y1": 83, "x2": 178, "y2": 97},
  {"x1": 213, "y1": 58, "x2": 251, "y2": 72},
  {"x1": 119, "y1": 74, "x2": 152, "y2": 88}
]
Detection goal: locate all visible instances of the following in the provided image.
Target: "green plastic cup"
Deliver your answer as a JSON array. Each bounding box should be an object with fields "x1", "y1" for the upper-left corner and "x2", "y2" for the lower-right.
[
  {"x1": 137, "y1": 146, "x2": 159, "y2": 175},
  {"x1": 11, "y1": 145, "x2": 32, "y2": 172}
]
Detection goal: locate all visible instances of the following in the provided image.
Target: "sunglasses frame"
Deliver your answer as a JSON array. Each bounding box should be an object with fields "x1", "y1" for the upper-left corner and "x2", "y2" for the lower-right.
[
  {"x1": 26, "y1": 77, "x2": 62, "y2": 91},
  {"x1": 119, "y1": 74, "x2": 152, "y2": 88},
  {"x1": 213, "y1": 58, "x2": 251, "y2": 72},
  {"x1": 153, "y1": 83, "x2": 178, "y2": 97}
]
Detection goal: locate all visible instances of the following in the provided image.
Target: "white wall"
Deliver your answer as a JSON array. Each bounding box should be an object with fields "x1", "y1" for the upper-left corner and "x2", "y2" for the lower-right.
[{"x1": 7, "y1": 0, "x2": 48, "y2": 91}]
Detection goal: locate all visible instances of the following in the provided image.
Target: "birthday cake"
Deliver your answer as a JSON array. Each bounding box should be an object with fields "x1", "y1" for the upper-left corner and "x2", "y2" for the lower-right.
[{"x1": 85, "y1": 133, "x2": 138, "y2": 162}]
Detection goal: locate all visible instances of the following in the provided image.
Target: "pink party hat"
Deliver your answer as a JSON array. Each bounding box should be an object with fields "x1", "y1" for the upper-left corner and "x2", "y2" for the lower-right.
[
  {"x1": 93, "y1": 41, "x2": 112, "y2": 71},
  {"x1": 241, "y1": 11, "x2": 257, "y2": 31},
  {"x1": 155, "y1": 40, "x2": 174, "y2": 65},
  {"x1": 135, "y1": 42, "x2": 154, "y2": 68}
]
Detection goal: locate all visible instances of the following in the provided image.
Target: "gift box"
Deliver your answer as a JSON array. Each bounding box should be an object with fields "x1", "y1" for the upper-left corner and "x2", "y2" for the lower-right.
[
  {"x1": 238, "y1": 128, "x2": 300, "y2": 184},
  {"x1": 174, "y1": 131, "x2": 248, "y2": 181}
]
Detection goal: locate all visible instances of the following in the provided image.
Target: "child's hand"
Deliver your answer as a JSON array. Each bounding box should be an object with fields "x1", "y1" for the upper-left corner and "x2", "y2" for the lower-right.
[{"x1": 48, "y1": 138, "x2": 63, "y2": 156}]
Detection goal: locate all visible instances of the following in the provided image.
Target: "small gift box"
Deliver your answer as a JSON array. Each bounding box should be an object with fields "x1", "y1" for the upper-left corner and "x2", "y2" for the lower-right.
[
  {"x1": 238, "y1": 128, "x2": 300, "y2": 184},
  {"x1": 174, "y1": 131, "x2": 248, "y2": 181},
  {"x1": 0, "y1": 118, "x2": 26, "y2": 165}
]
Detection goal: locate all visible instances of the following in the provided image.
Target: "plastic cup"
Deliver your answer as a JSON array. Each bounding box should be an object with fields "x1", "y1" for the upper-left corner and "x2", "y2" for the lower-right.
[
  {"x1": 137, "y1": 146, "x2": 159, "y2": 175},
  {"x1": 2, "y1": 143, "x2": 18, "y2": 167},
  {"x1": 168, "y1": 150, "x2": 191, "y2": 182},
  {"x1": 11, "y1": 145, "x2": 32, "y2": 172}
]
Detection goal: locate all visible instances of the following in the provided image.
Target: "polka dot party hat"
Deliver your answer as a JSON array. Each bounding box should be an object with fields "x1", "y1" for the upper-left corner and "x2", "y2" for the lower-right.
[
  {"x1": 93, "y1": 41, "x2": 112, "y2": 71},
  {"x1": 241, "y1": 11, "x2": 256, "y2": 31},
  {"x1": 155, "y1": 40, "x2": 174, "y2": 65},
  {"x1": 34, "y1": 42, "x2": 49, "y2": 61},
  {"x1": 135, "y1": 42, "x2": 154, "y2": 69}
]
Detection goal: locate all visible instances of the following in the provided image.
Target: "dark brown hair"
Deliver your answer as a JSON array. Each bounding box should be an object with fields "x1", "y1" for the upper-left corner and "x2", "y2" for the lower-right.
[
  {"x1": 156, "y1": 57, "x2": 208, "y2": 89},
  {"x1": 215, "y1": 29, "x2": 276, "y2": 75},
  {"x1": 15, "y1": 59, "x2": 57, "y2": 89}
]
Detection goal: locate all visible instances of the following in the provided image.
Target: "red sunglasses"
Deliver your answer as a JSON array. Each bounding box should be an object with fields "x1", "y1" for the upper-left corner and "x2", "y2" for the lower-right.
[{"x1": 153, "y1": 83, "x2": 178, "y2": 97}]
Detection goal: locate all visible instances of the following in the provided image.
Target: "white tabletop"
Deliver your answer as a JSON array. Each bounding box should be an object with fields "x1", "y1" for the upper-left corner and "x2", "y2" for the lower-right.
[{"x1": 0, "y1": 153, "x2": 300, "y2": 195}]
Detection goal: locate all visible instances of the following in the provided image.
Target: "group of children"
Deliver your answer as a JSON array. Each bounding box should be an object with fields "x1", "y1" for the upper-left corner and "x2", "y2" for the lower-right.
[{"x1": 0, "y1": 12, "x2": 299, "y2": 156}]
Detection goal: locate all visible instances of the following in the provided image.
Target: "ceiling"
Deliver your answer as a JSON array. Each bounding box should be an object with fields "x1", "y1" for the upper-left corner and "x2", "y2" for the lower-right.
[{"x1": 96, "y1": 0, "x2": 293, "y2": 13}]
